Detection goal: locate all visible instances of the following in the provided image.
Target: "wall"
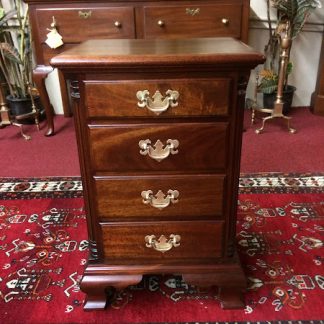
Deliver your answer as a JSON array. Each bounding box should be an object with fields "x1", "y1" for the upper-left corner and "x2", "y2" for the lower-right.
[
  {"x1": 248, "y1": 0, "x2": 324, "y2": 107},
  {"x1": 42, "y1": 0, "x2": 324, "y2": 113}
]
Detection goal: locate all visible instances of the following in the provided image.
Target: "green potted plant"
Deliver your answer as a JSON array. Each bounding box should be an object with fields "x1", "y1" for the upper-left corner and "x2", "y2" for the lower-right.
[
  {"x1": 0, "y1": 0, "x2": 42, "y2": 123},
  {"x1": 257, "y1": 0, "x2": 322, "y2": 113}
]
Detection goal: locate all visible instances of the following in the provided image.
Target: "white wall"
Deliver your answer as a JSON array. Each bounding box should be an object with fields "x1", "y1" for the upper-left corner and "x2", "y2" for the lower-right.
[
  {"x1": 248, "y1": 0, "x2": 324, "y2": 106},
  {"x1": 45, "y1": 0, "x2": 324, "y2": 114}
]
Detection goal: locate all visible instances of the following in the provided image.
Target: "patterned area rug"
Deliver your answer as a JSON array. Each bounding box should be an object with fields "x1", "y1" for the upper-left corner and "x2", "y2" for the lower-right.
[{"x1": 0, "y1": 173, "x2": 323, "y2": 324}]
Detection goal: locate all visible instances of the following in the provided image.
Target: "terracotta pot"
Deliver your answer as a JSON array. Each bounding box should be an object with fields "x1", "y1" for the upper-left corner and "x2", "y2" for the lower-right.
[{"x1": 263, "y1": 85, "x2": 296, "y2": 114}]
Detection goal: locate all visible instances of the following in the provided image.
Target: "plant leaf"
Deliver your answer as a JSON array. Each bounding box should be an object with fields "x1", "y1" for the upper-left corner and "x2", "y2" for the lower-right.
[{"x1": 0, "y1": 42, "x2": 22, "y2": 64}]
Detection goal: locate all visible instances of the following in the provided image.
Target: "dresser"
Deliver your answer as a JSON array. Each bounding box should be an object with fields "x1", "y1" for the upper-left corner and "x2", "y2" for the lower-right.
[
  {"x1": 311, "y1": 35, "x2": 324, "y2": 116},
  {"x1": 25, "y1": 0, "x2": 250, "y2": 135},
  {"x1": 51, "y1": 37, "x2": 264, "y2": 310}
]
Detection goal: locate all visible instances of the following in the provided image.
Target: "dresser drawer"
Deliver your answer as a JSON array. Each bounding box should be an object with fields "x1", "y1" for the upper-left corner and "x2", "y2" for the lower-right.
[
  {"x1": 88, "y1": 122, "x2": 228, "y2": 172},
  {"x1": 143, "y1": 4, "x2": 242, "y2": 39},
  {"x1": 100, "y1": 220, "x2": 224, "y2": 262},
  {"x1": 35, "y1": 6, "x2": 135, "y2": 45},
  {"x1": 94, "y1": 174, "x2": 225, "y2": 220},
  {"x1": 84, "y1": 79, "x2": 230, "y2": 117}
]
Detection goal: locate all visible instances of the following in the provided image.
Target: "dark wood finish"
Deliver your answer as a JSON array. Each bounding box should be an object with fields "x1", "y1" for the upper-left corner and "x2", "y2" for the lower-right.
[
  {"x1": 88, "y1": 122, "x2": 228, "y2": 172},
  {"x1": 94, "y1": 174, "x2": 225, "y2": 219},
  {"x1": 51, "y1": 37, "x2": 264, "y2": 310},
  {"x1": 311, "y1": 35, "x2": 324, "y2": 116},
  {"x1": 25, "y1": 0, "x2": 250, "y2": 135},
  {"x1": 100, "y1": 221, "x2": 224, "y2": 260},
  {"x1": 143, "y1": 4, "x2": 243, "y2": 39},
  {"x1": 32, "y1": 66, "x2": 55, "y2": 136},
  {"x1": 85, "y1": 79, "x2": 231, "y2": 117}
]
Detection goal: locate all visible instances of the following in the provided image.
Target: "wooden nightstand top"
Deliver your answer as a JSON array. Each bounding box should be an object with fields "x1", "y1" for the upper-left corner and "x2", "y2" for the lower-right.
[{"x1": 50, "y1": 37, "x2": 265, "y2": 70}]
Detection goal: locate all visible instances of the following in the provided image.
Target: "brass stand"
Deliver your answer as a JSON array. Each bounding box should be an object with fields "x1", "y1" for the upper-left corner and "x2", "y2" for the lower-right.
[
  {"x1": 0, "y1": 82, "x2": 40, "y2": 140},
  {"x1": 252, "y1": 23, "x2": 296, "y2": 134}
]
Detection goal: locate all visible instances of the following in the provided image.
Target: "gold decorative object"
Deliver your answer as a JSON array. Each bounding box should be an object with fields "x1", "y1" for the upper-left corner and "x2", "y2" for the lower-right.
[
  {"x1": 139, "y1": 139, "x2": 179, "y2": 162},
  {"x1": 157, "y1": 20, "x2": 165, "y2": 27},
  {"x1": 78, "y1": 10, "x2": 92, "y2": 19},
  {"x1": 0, "y1": 83, "x2": 10, "y2": 126},
  {"x1": 141, "y1": 189, "x2": 179, "y2": 210},
  {"x1": 0, "y1": 83, "x2": 40, "y2": 140},
  {"x1": 186, "y1": 8, "x2": 200, "y2": 16},
  {"x1": 221, "y1": 18, "x2": 229, "y2": 25},
  {"x1": 114, "y1": 21, "x2": 122, "y2": 28},
  {"x1": 145, "y1": 234, "x2": 181, "y2": 253},
  {"x1": 251, "y1": 22, "x2": 296, "y2": 134},
  {"x1": 136, "y1": 90, "x2": 179, "y2": 115}
]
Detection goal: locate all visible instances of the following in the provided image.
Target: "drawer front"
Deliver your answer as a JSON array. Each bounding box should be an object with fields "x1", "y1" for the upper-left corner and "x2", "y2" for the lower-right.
[
  {"x1": 94, "y1": 174, "x2": 225, "y2": 220},
  {"x1": 84, "y1": 79, "x2": 230, "y2": 117},
  {"x1": 100, "y1": 221, "x2": 224, "y2": 262},
  {"x1": 88, "y1": 122, "x2": 228, "y2": 172},
  {"x1": 143, "y1": 4, "x2": 242, "y2": 39},
  {"x1": 35, "y1": 6, "x2": 135, "y2": 45}
]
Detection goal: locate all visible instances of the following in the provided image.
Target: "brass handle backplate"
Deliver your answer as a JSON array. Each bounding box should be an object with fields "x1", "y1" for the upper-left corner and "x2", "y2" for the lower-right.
[
  {"x1": 79, "y1": 10, "x2": 92, "y2": 19},
  {"x1": 186, "y1": 8, "x2": 200, "y2": 16},
  {"x1": 139, "y1": 139, "x2": 179, "y2": 162},
  {"x1": 141, "y1": 189, "x2": 179, "y2": 210},
  {"x1": 136, "y1": 90, "x2": 179, "y2": 115},
  {"x1": 145, "y1": 234, "x2": 181, "y2": 253}
]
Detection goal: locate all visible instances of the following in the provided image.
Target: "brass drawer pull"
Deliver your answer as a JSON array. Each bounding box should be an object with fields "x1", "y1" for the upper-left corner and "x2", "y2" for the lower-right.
[
  {"x1": 141, "y1": 189, "x2": 179, "y2": 210},
  {"x1": 114, "y1": 21, "x2": 122, "y2": 28},
  {"x1": 145, "y1": 234, "x2": 181, "y2": 253},
  {"x1": 222, "y1": 18, "x2": 229, "y2": 25},
  {"x1": 136, "y1": 90, "x2": 179, "y2": 115},
  {"x1": 157, "y1": 20, "x2": 165, "y2": 27},
  {"x1": 79, "y1": 10, "x2": 92, "y2": 19},
  {"x1": 139, "y1": 139, "x2": 179, "y2": 162}
]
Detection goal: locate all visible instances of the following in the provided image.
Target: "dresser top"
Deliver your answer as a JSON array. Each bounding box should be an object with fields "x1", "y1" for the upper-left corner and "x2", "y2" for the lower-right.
[{"x1": 50, "y1": 37, "x2": 265, "y2": 70}]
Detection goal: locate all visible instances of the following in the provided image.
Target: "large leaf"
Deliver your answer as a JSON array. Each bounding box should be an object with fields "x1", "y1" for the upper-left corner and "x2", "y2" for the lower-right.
[
  {"x1": 0, "y1": 10, "x2": 17, "y2": 27},
  {"x1": 0, "y1": 42, "x2": 22, "y2": 64},
  {"x1": 272, "y1": 0, "x2": 321, "y2": 37}
]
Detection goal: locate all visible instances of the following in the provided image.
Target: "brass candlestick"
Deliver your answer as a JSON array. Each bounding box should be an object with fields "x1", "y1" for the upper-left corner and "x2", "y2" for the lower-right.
[
  {"x1": 0, "y1": 82, "x2": 41, "y2": 140},
  {"x1": 252, "y1": 22, "x2": 296, "y2": 134},
  {"x1": 0, "y1": 82, "x2": 11, "y2": 126}
]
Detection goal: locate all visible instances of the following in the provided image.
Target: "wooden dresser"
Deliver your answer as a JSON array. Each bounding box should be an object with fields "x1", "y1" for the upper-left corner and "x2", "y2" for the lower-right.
[
  {"x1": 51, "y1": 37, "x2": 264, "y2": 310},
  {"x1": 25, "y1": 0, "x2": 250, "y2": 135},
  {"x1": 311, "y1": 35, "x2": 324, "y2": 116}
]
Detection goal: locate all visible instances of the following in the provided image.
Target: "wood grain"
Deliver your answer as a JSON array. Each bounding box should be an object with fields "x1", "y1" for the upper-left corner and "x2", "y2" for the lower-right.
[
  {"x1": 100, "y1": 220, "x2": 224, "y2": 261},
  {"x1": 94, "y1": 174, "x2": 226, "y2": 220},
  {"x1": 84, "y1": 79, "x2": 230, "y2": 117},
  {"x1": 143, "y1": 4, "x2": 242, "y2": 39},
  {"x1": 88, "y1": 122, "x2": 228, "y2": 172}
]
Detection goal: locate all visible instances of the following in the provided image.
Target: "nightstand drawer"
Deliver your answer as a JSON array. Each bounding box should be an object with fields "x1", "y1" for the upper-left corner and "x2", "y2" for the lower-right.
[
  {"x1": 84, "y1": 78, "x2": 230, "y2": 117},
  {"x1": 143, "y1": 4, "x2": 242, "y2": 39},
  {"x1": 88, "y1": 122, "x2": 228, "y2": 172},
  {"x1": 35, "y1": 6, "x2": 135, "y2": 45},
  {"x1": 100, "y1": 220, "x2": 224, "y2": 262},
  {"x1": 94, "y1": 174, "x2": 225, "y2": 220}
]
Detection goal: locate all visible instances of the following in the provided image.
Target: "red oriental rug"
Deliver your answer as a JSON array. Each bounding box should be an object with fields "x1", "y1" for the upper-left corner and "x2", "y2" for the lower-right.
[{"x1": 0, "y1": 173, "x2": 323, "y2": 324}]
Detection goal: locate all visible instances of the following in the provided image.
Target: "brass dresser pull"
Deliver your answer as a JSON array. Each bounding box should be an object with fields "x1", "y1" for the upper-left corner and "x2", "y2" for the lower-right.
[
  {"x1": 79, "y1": 10, "x2": 92, "y2": 19},
  {"x1": 136, "y1": 90, "x2": 179, "y2": 115},
  {"x1": 114, "y1": 21, "x2": 122, "y2": 28},
  {"x1": 221, "y1": 18, "x2": 229, "y2": 25},
  {"x1": 141, "y1": 189, "x2": 179, "y2": 210},
  {"x1": 145, "y1": 234, "x2": 181, "y2": 253},
  {"x1": 157, "y1": 20, "x2": 165, "y2": 27},
  {"x1": 139, "y1": 139, "x2": 179, "y2": 162}
]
